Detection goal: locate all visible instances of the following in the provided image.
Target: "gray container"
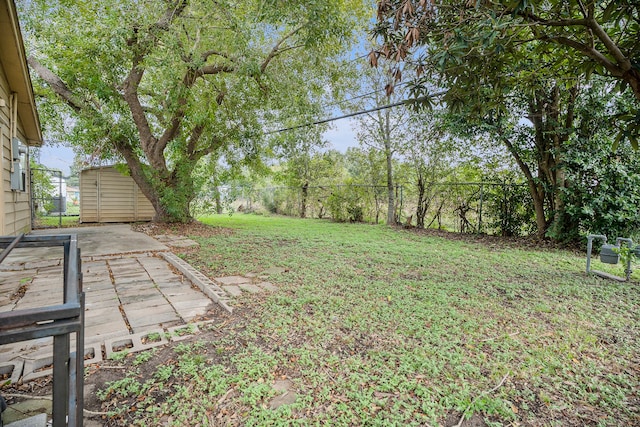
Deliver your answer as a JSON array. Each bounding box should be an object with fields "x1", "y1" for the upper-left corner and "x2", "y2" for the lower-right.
[
  {"x1": 51, "y1": 196, "x2": 67, "y2": 213},
  {"x1": 600, "y1": 244, "x2": 620, "y2": 264}
]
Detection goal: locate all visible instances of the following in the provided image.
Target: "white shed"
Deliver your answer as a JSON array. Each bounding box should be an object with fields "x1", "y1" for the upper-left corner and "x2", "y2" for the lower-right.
[{"x1": 80, "y1": 166, "x2": 154, "y2": 223}]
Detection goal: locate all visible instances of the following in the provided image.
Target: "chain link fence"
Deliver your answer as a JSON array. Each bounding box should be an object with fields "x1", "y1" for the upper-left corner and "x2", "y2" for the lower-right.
[
  {"x1": 30, "y1": 168, "x2": 64, "y2": 229},
  {"x1": 194, "y1": 181, "x2": 536, "y2": 236}
]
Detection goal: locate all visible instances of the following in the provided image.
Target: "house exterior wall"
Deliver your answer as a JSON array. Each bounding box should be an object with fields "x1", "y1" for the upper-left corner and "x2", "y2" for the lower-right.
[
  {"x1": 0, "y1": 67, "x2": 31, "y2": 235},
  {"x1": 1, "y1": 0, "x2": 43, "y2": 236},
  {"x1": 80, "y1": 166, "x2": 154, "y2": 223}
]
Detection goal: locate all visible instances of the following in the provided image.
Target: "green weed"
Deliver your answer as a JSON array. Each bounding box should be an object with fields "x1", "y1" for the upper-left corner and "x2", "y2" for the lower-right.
[
  {"x1": 108, "y1": 350, "x2": 128, "y2": 362},
  {"x1": 133, "y1": 349, "x2": 156, "y2": 366},
  {"x1": 96, "y1": 215, "x2": 640, "y2": 426}
]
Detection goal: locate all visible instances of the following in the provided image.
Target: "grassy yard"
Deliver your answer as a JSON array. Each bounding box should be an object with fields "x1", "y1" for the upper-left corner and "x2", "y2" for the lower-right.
[
  {"x1": 93, "y1": 214, "x2": 640, "y2": 426},
  {"x1": 34, "y1": 215, "x2": 79, "y2": 228}
]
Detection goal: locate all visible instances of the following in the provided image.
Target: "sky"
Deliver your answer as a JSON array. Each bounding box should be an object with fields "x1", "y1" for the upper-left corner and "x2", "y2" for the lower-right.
[
  {"x1": 36, "y1": 144, "x2": 75, "y2": 176},
  {"x1": 35, "y1": 118, "x2": 360, "y2": 177},
  {"x1": 323, "y1": 118, "x2": 359, "y2": 152}
]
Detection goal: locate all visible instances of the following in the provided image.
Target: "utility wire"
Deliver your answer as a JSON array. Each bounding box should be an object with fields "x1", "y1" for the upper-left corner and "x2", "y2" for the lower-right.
[
  {"x1": 320, "y1": 81, "x2": 410, "y2": 109},
  {"x1": 343, "y1": 52, "x2": 370, "y2": 65},
  {"x1": 266, "y1": 90, "x2": 446, "y2": 134}
]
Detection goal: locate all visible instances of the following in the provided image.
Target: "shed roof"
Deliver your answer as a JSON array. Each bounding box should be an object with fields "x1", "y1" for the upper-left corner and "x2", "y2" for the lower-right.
[{"x1": 0, "y1": 0, "x2": 42, "y2": 146}]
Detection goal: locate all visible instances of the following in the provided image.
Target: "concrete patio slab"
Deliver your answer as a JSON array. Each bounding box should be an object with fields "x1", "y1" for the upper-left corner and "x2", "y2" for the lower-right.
[
  {"x1": 3, "y1": 224, "x2": 169, "y2": 264},
  {"x1": 1, "y1": 225, "x2": 233, "y2": 392},
  {"x1": 0, "y1": 220, "x2": 288, "y2": 427}
]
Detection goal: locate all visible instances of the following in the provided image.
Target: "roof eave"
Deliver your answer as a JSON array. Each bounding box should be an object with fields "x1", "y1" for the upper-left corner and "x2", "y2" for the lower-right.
[{"x1": 0, "y1": 0, "x2": 43, "y2": 146}]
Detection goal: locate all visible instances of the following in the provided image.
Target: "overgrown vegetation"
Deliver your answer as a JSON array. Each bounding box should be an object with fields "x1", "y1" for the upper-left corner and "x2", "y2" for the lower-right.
[
  {"x1": 90, "y1": 215, "x2": 640, "y2": 426},
  {"x1": 21, "y1": 0, "x2": 370, "y2": 222}
]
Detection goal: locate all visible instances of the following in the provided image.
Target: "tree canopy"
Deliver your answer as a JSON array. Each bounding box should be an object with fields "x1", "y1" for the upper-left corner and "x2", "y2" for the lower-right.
[
  {"x1": 372, "y1": 0, "x2": 639, "y2": 144},
  {"x1": 371, "y1": 0, "x2": 639, "y2": 240},
  {"x1": 21, "y1": 0, "x2": 369, "y2": 221}
]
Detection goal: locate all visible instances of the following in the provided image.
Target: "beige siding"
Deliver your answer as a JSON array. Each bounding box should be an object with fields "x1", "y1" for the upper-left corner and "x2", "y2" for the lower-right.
[
  {"x1": 79, "y1": 168, "x2": 98, "y2": 222},
  {"x1": 0, "y1": 77, "x2": 6, "y2": 233},
  {"x1": 1, "y1": 67, "x2": 31, "y2": 235},
  {"x1": 1, "y1": 66, "x2": 9, "y2": 234},
  {"x1": 80, "y1": 166, "x2": 154, "y2": 223}
]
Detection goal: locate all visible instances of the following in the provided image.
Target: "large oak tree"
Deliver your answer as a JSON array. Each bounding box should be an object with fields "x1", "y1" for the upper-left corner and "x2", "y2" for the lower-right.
[{"x1": 21, "y1": 0, "x2": 368, "y2": 221}]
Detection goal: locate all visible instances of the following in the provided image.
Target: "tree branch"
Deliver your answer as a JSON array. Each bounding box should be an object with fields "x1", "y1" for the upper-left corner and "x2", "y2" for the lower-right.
[
  {"x1": 122, "y1": 0, "x2": 188, "y2": 170},
  {"x1": 521, "y1": 12, "x2": 590, "y2": 28},
  {"x1": 541, "y1": 36, "x2": 623, "y2": 77},
  {"x1": 260, "y1": 25, "x2": 306, "y2": 73},
  {"x1": 576, "y1": 0, "x2": 588, "y2": 18},
  {"x1": 585, "y1": 17, "x2": 633, "y2": 71},
  {"x1": 187, "y1": 124, "x2": 205, "y2": 160},
  {"x1": 201, "y1": 49, "x2": 234, "y2": 62},
  {"x1": 194, "y1": 136, "x2": 225, "y2": 160},
  {"x1": 155, "y1": 63, "x2": 235, "y2": 158},
  {"x1": 523, "y1": 9, "x2": 632, "y2": 74},
  {"x1": 27, "y1": 56, "x2": 84, "y2": 113},
  {"x1": 198, "y1": 64, "x2": 236, "y2": 76},
  {"x1": 123, "y1": 55, "x2": 157, "y2": 154}
]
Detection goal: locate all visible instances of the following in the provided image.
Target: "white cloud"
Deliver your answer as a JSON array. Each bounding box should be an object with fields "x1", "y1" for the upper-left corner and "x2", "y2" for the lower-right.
[{"x1": 323, "y1": 118, "x2": 359, "y2": 152}]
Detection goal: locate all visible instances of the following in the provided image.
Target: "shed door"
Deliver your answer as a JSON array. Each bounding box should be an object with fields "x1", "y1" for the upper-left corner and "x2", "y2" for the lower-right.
[{"x1": 79, "y1": 169, "x2": 99, "y2": 222}]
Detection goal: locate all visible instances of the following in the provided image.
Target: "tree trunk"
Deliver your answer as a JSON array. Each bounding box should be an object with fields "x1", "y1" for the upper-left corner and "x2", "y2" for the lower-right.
[
  {"x1": 415, "y1": 168, "x2": 426, "y2": 229},
  {"x1": 115, "y1": 139, "x2": 195, "y2": 222},
  {"x1": 384, "y1": 109, "x2": 395, "y2": 225},
  {"x1": 498, "y1": 133, "x2": 549, "y2": 238},
  {"x1": 300, "y1": 182, "x2": 308, "y2": 218},
  {"x1": 215, "y1": 190, "x2": 222, "y2": 214}
]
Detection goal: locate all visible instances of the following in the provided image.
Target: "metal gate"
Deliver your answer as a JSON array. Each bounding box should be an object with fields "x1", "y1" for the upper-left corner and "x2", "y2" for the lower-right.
[
  {"x1": 0, "y1": 233, "x2": 84, "y2": 426},
  {"x1": 30, "y1": 168, "x2": 64, "y2": 229}
]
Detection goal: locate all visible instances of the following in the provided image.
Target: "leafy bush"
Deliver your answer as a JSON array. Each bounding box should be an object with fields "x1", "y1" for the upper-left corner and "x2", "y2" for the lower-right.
[
  {"x1": 325, "y1": 185, "x2": 366, "y2": 222},
  {"x1": 561, "y1": 144, "x2": 640, "y2": 243},
  {"x1": 549, "y1": 85, "x2": 640, "y2": 244},
  {"x1": 482, "y1": 175, "x2": 536, "y2": 237}
]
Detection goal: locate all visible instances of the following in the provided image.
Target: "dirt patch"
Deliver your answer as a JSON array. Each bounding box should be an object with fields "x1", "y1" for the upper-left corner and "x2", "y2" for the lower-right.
[
  {"x1": 3, "y1": 304, "x2": 239, "y2": 425},
  {"x1": 132, "y1": 221, "x2": 234, "y2": 239},
  {"x1": 82, "y1": 306, "x2": 244, "y2": 425},
  {"x1": 441, "y1": 412, "x2": 487, "y2": 426},
  {"x1": 10, "y1": 283, "x2": 29, "y2": 301},
  {"x1": 406, "y1": 226, "x2": 583, "y2": 254}
]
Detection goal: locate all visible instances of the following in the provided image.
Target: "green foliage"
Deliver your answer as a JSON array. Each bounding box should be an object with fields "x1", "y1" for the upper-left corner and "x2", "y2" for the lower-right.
[
  {"x1": 30, "y1": 161, "x2": 56, "y2": 214},
  {"x1": 36, "y1": 216, "x2": 79, "y2": 228},
  {"x1": 133, "y1": 349, "x2": 156, "y2": 366},
  {"x1": 97, "y1": 374, "x2": 149, "y2": 400},
  {"x1": 108, "y1": 351, "x2": 129, "y2": 362},
  {"x1": 325, "y1": 184, "x2": 367, "y2": 222},
  {"x1": 98, "y1": 214, "x2": 639, "y2": 426},
  {"x1": 561, "y1": 145, "x2": 640, "y2": 243},
  {"x1": 374, "y1": 0, "x2": 640, "y2": 124},
  {"x1": 481, "y1": 171, "x2": 535, "y2": 237},
  {"x1": 612, "y1": 244, "x2": 637, "y2": 269},
  {"x1": 373, "y1": 0, "x2": 640, "y2": 240},
  {"x1": 554, "y1": 87, "x2": 640, "y2": 243},
  {"x1": 154, "y1": 365, "x2": 174, "y2": 382},
  {"x1": 20, "y1": 0, "x2": 370, "y2": 222}
]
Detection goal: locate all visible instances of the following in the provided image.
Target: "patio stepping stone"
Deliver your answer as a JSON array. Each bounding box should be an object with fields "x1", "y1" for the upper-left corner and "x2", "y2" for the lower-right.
[
  {"x1": 238, "y1": 283, "x2": 261, "y2": 294},
  {"x1": 269, "y1": 379, "x2": 297, "y2": 409},
  {"x1": 153, "y1": 234, "x2": 199, "y2": 248},
  {"x1": 215, "y1": 275, "x2": 252, "y2": 285},
  {"x1": 261, "y1": 267, "x2": 287, "y2": 275}
]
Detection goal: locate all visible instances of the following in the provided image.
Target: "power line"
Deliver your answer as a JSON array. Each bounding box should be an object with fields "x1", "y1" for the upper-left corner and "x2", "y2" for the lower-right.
[
  {"x1": 266, "y1": 91, "x2": 446, "y2": 134},
  {"x1": 344, "y1": 52, "x2": 369, "y2": 65},
  {"x1": 320, "y1": 81, "x2": 410, "y2": 109}
]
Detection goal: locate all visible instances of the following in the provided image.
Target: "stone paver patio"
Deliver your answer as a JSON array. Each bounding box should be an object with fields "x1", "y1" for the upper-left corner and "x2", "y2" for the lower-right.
[
  {"x1": 1, "y1": 226, "x2": 288, "y2": 426},
  {"x1": 1, "y1": 228, "x2": 284, "y2": 387}
]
